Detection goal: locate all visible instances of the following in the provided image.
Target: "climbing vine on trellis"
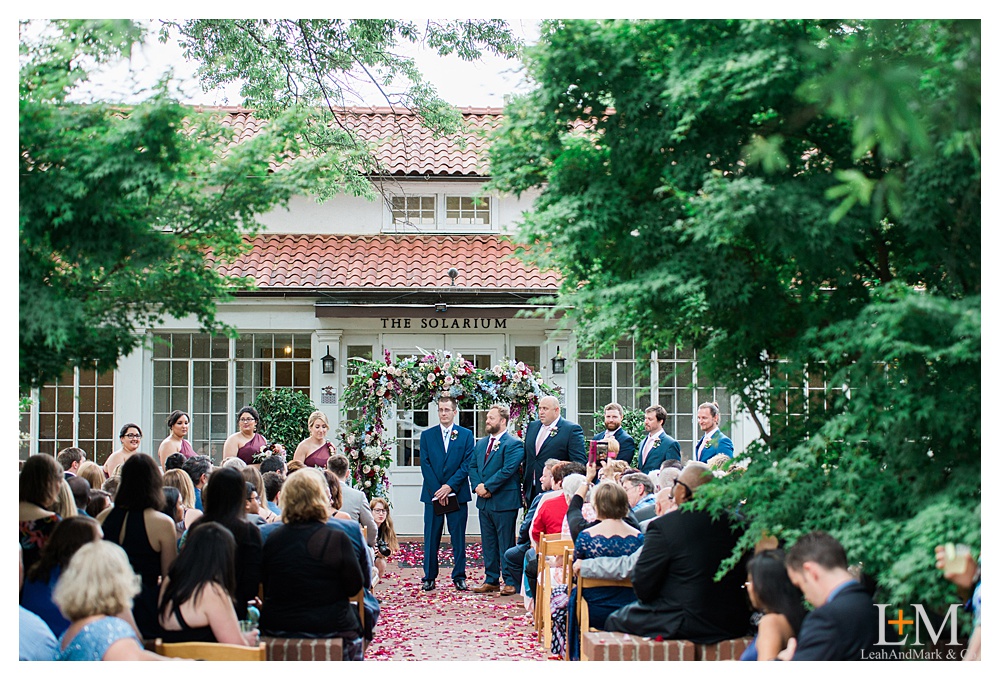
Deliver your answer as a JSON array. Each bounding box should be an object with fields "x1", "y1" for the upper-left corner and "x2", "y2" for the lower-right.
[{"x1": 339, "y1": 349, "x2": 560, "y2": 500}]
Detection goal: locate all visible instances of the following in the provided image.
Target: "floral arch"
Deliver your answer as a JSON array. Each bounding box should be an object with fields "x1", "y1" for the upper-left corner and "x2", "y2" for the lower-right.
[{"x1": 338, "y1": 349, "x2": 560, "y2": 500}]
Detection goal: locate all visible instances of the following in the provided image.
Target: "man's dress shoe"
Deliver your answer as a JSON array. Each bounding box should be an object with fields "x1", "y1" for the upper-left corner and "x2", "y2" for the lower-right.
[{"x1": 471, "y1": 582, "x2": 500, "y2": 593}]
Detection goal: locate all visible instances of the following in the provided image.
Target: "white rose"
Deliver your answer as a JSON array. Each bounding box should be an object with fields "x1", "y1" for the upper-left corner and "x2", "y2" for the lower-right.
[
  {"x1": 516, "y1": 361, "x2": 526, "y2": 372},
  {"x1": 444, "y1": 375, "x2": 454, "y2": 385},
  {"x1": 363, "y1": 464, "x2": 371, "y2": 473},
  {"x1": 428, "y1": 374, "x2": 436, "y2": 382},
  {"x1": 493, "y1": 366, "x2": 503, "y2": 376},
  {"x1": 364, "y1": 480, "x2": 371, "y2": 488}
]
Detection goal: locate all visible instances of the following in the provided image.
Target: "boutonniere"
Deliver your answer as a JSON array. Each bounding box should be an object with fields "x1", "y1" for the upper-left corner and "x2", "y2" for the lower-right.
[
  {"x1": 652, "y1": 438, "x2": 661, "y2": 448},
  {"x1": 704, "y1": 435, "x2": 717, "y2": 448},
  {"x1": 548, "y1": 426, "x2": 559, "y2": 438},
  {"x1": 450, "y1": 429, "x2": 458, "y2": 441}
]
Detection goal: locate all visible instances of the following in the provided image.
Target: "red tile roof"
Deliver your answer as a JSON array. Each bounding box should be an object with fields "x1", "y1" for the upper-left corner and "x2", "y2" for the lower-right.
[
  {"x1": 210, "y1": 234, "x2": 560, "y2": 291},
  {"x1": 204, "y1": 106, "x2": 501, "y2": 177}
]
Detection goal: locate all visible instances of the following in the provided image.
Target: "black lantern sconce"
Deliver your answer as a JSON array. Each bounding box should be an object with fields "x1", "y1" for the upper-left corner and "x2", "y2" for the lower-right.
[
  {"x1": 551, "y1": 346, "x2": 566, "y2": 375},
  {"x1": 321, "y1": 346, "x2": 336, "y2": 374}
]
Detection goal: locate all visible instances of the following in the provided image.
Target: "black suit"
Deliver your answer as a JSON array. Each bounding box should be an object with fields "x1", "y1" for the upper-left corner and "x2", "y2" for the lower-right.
[
  {"x1": 604, "y1": 506, "x2": 751, "y2": 643},
  {"x1": 792, "y1": 581, "x2": 884, "y2": 660}
]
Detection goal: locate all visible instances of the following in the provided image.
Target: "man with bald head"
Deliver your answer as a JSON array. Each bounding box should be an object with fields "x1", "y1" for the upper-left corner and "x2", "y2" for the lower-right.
[
  {"x1": 602, "y1": 462, "x2": 752, "y2": 642},
  {"x1": 522, "y1": 395, "x2": 587, "y2": 505}
]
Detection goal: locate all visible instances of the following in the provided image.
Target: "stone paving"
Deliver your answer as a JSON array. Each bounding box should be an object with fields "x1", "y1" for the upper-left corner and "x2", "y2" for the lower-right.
[{"x1": 365, "y1": 540, "x2": 551, "y2": 661}]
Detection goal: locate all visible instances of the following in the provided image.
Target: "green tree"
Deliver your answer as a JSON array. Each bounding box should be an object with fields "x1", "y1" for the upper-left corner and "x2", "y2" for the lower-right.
[
  {"x1": 20, "y1": 19, "x2": 520, "y2": 392},
  {"x1": 250, "y1": 388, "x2": 318, "y2": 458},
  {"x1": 489, "y1": 20, "x2": 980, "y2": 616}
]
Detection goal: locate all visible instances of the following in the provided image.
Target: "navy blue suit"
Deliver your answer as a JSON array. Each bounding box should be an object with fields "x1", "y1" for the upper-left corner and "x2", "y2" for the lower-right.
[
  {"x1": 593, "y1": 428, "x2": 637, "y2": 467},
  {"x1": 635, "y1": 431, "x2": 681, "y2": 474},
  {"x1": 419, "y1": 423, "x2": 474, "y2": 582},
  {"x1": 469, "y1": 430, "x2": 525, "y2": 585},
  {"x1": 523, "y1": 416, "x2": 587, "y2": 502},
  {"x1": 792, "y1": 581, "x2": 886, "y2": 660},
  {"x1": 695, "y1": 429, "x2": 735, "y2": 463}
]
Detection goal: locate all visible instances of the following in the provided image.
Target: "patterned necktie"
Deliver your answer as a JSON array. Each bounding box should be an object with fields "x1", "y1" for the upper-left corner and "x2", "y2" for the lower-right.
[{"x1": 485, "y1": 437, "x2": 496, "y2": 463}]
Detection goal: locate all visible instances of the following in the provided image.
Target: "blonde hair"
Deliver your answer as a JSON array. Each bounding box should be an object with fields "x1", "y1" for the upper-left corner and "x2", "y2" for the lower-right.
[
  {"x1": 163, "y1": 468, "x2": 196, "y2": 508},
  {"x1": 53, "y1": 479, "x2": 78, "y2": 518},
  {"x1": 52, "y1": 541, "x2": 140, "y2": 620},
  {"x1": 77, "y1": 461, "x2": 106, "y2": 491},
  {"x1": 220, "y1": 456, "x2": 247, "y2": 471},
  {"x1": 307, "y1": 411, "x2": 330, "y2": 429},
  {"x1": 279, "y1": 468, "x2": 329, "y2": 524},
  {"x1": 601, "y1": 459, "x2": 630, "y2": 483}
]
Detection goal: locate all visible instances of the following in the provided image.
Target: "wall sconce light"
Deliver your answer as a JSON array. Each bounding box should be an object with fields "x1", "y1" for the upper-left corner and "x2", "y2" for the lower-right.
[
  {"x1": 551, "y1": 346, "x2": 566, "y2": 374},
  {"x1": 321, "y1": 346, "x2": 336, "y2": 374}
]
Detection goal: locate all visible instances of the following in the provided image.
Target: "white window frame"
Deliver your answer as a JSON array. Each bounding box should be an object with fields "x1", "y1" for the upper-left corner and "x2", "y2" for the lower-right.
[{"x1": 382, "y1": 183, "x2": 497, "y2": 234}]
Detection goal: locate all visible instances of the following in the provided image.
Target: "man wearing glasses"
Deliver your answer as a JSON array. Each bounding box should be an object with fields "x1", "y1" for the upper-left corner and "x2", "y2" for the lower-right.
[
  {"x1": 579, "y1": 462, "x2": 752, "y2": 643},
  {"x1": 418, "y1": 396, "x2": 475, "y2": 592}
]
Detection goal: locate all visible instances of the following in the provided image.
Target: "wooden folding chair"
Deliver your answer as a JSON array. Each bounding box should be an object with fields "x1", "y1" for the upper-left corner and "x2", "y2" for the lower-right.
[
  {"x1": 351, "y1": 588, "x2": 365, "y2": 632},
  {"x1": 574, "y1": 576, "x2": 633, "y2": 661},
  {"x1": 534, "y1": 533, "x2": 573, "y2": 649},
  {"x1": 154, "y1": 638, "x2": 267, "y2": 661}
]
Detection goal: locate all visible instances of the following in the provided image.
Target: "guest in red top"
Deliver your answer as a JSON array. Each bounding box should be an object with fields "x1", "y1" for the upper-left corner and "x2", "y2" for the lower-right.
[
  {"x1": 293, "y1": 411, "x2": 334, "y2": 469},
  {"x1": 530, "y1": 461, "x2": 586, "y2": 546}
]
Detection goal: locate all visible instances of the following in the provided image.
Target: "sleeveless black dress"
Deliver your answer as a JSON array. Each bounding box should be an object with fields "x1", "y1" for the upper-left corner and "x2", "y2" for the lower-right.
[{"x1": 102, "y1": 507, "x2": 163, "y2": 638}]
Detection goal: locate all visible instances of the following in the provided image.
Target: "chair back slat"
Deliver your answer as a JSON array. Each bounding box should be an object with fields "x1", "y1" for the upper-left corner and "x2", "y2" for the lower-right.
[{"x1": 154, "y1": 638, "x2": 267, "y2": 661}]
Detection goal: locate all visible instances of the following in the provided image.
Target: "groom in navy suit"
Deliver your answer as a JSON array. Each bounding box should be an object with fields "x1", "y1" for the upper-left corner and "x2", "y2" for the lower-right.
[
  {"x1": 523, "y1": 395, "x2": 587, "y2": 504},
  {"x1": 418, "y1": 395, "x2": 474, "y2": 592},
  {"x1": 635, "y1": 404, "x2": 681, "y2": 474},
  {"x1": 469, "y1": 404, "x2": 525, "y2": 593}
]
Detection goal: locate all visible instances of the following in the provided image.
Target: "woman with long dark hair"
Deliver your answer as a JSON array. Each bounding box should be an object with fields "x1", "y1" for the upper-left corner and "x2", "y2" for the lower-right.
[
  {"x1": 19, "y1": 454, "x2": 65, "y2": 572},
  {"x1": 21, "y1": 515, "x2": 103, "y2": 637},
  {"x1": 187, "y1": 467, "x2": 262, "y2": 621},
  {"x1": 97, "y1": 454, "x2": 177, "y2": 639},
  {"x1": 158, "y1": 521, "x2": 258, "y2": 645},
  {"x1": 740, "y1": 549, "x2": 807, "y2": 661},
  {"x1": 157, "y1": 410, "x2": 197, "y2": 468}
]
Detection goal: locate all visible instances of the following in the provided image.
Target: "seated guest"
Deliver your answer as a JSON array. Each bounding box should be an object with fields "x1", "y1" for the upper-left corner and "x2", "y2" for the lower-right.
[
  {"x1": 599, "y1": 459, "x2": 631, "y2": 485},
  {"x1": 20, "y1": 547, "x2": 58, "y2": 661},
  {"x1": 96, "y1": 453, "x2": 177, "y2": 639},
  {"x1": 160, "y1": 486, "x2": 185, "y2": 540},
  {"x1": 52, "y1": 479, "x2": 79, "y2": 519},
  {"x1": 740, "y1": 549, "x2": 806, "y2": 660},
  {"x1": 101, "y1": 476, "x2": 120, "y2": 499},
  {"x1": 245, "y1": 482, "x2": 266, "y2": 525},
  {"x1": 327, "y1": 454, "x2": 378, "y2": 549},
  {"x1": 186, "y1": 467, "x2": 262, "y2": 622},
  {"x1": 162, "y1": 468, "x2": 203, "y2": 531},
  {"x1": 323, "y1": 470, "x2": 354, "y2": 521},
  {"x1": 603, "y1": 462, "x2": 752, "y2": 642},
  {"x1": 57, "y1": 447, "x2": 86, "y2": 478},
  {"x1": 158, "y1": 521, "x2": 258, "y2": 646},
  {"x1": 371, "y1": 497, "x2": 400, "y2": 580},
  {"x1": 67, "y1": 476, "x2": 92, "y2": 516},
  {"x1": 181, "y1": 454, "x2": 212, "y2": 511},
  {"x1": 554, "y1": 481, "x2": 643, "y2": 660},
  {"x1": 779, "y1": 531, "x2": 889, "y2": 660},
  {"x1": 503, "y1": 458, "x2": 560, "y2": 597},
  {"x1": 21, "y1": 515, "x2": 103, "y2": 637},
  {"x1": 85, "y1": 490, "x2": 112, "y2": 519},
  {"x1": 566, "y1": 463, "x2": 641, "y2": 542},
  {"x1": 221, "y1": 456, "x2": 247, "y2": 471},
  {"x1": 621, "y1": 472, "x2": 656, "y2": 522},
  {"x1": 262, "y1": 471, "x2": 284, "y2": 517},
  {"x1": 77, "y1": 461, "x2": 106, "y2": 493},
  {"x1": 242, "y1": 466, "x2": 278, "y2": 523},
  {"x1": 523, "y1": 462, "x2": 586, "y2": 600},
  {"x1": 259, "y1": 453, "x2": 288, "y2": 477},
  {"x1": 163, "y1": 452, "x2": 187, "y2": 472},
  {"x1": 20, "y1": 454, "x2": 65, "y2": 571},
  {"x1": 52, "y1": 541, "x2": 166, "y2": 660},
  {"x1": 259, "y1": 469, "x2": 365, "y2": 660}
]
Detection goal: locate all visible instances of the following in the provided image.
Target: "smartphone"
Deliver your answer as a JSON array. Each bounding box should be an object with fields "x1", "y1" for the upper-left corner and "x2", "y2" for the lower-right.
[
  {"x1": 588, "y1": 440, "x2": 598, "y2": 465},
  {"x1": 595, "y1": 441, "x2": 609, "y2": 465}
]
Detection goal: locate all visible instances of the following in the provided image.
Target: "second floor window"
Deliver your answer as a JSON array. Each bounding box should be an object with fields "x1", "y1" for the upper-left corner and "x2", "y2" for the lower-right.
[{"x1": 388, "y1": 193, "x2": 493, "y2": 232}]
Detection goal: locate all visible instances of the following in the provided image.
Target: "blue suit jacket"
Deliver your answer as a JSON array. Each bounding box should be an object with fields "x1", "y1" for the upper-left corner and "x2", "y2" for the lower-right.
[
  {"x1": 792, "y1": 581, "x2": 886, "y2": 660},
  {"x1": 592, "y1": 428, "x2": 637, "y2": 468},
  {"x1": 635, "y1": 431, "x2": 681, "y2": 474},
  {"x1": 419, "y1": 424, "x2": 474, "y2": 504},
  {"x1": 469, "y1": 431, "x2": 524, "y2": 512},
  {"x1": 523, "y1": 416, "x2": 587, "y2": 492},
  {"x1": 695, "y1": 431, "x2": 734, "y2": 463}
]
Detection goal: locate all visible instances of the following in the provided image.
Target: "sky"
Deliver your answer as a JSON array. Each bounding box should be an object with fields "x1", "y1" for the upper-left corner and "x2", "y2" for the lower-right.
[{"x1": 66, "y1": 18, "x2": 542, "y2": 109}]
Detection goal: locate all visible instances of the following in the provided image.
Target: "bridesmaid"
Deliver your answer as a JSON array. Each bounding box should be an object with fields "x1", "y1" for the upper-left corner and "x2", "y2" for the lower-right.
[
  {"x1": 222, "y1": 406, "x2": 284, "y2": 466},
  {"x1": 156, "y1": 410, "x2": 196, "y2": 468},
  {"x1": 292, "y1": 411, "x2": 335, "y2": 469}
]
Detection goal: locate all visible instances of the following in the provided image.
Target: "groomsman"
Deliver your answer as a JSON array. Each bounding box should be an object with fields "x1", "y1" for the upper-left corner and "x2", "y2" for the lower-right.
[
  {"x1": 523, "y1": 395, "x2": 586, "y2": 504},
  {"x1": 418, "y1": 396, "x2": 474, "y2": 592},
  {"x1": 694, "y1": 402, "x2": 734, "y2": 463},
  {"x1": 635, "y1": 404, "x2": 681, "y2": 474},
  {"x1": 469, "y1": 404, "x2": 525, "y2": 593},
  {"x1": 594, "y1": 402, "x2": 636, "y2": 467}
]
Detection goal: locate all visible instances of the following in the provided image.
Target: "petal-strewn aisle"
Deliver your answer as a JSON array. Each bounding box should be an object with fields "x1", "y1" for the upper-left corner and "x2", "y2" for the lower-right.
[{"x1": 366, "y1": 542, "x2": 549, "y2": 661}]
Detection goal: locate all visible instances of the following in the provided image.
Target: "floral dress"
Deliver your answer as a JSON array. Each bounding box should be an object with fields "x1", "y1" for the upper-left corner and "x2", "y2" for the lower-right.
[
  {"x1": 551, "y1": 531, "x2": 643, "y2": 659},
  {"x1": 19, "y1": 513, "x2": 61, "y2": 573}
]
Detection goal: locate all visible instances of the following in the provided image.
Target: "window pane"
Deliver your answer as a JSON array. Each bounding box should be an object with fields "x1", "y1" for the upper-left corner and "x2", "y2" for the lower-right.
[
  {"x1": 78, "y1": 386, "x2": 96, "y2": 412},
  {"x1": 235, "y1": 335, "x2": 253, "y2": 359},
  {"x1": 275, "y1": 362, "x2": 292, "y2": 388},
  {"x1": 293, "y1": 361, "x2": 310, "y2": 387},
  {"x1": 191, "y1": 334, "x2": 211, "y2": 358}
]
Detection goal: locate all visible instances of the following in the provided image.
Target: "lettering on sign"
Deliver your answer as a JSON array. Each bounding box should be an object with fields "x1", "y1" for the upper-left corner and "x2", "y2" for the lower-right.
[{"x1": 380, "y1": 318, "x2": 507, "y2": 330}]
